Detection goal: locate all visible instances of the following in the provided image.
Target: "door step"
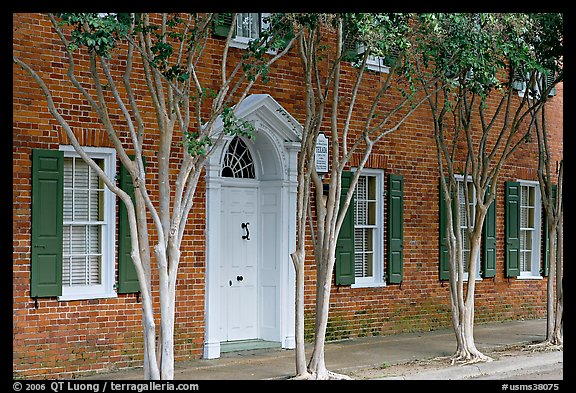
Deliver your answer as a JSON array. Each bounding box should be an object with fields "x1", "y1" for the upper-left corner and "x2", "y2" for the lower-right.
[{"x1": 220, "y1": 339, "x2": 281, "y2": 353}]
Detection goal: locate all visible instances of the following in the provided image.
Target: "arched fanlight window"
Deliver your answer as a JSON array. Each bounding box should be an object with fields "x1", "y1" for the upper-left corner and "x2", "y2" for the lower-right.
[{"x1": 221, "y1": 137, "x2": 255, "y2": 179}]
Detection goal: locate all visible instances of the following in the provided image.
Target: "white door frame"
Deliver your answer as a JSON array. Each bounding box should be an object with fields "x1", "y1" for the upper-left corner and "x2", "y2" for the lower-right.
[{"x1": 203, "y1": 94, "x2": 302, "y2": 359}]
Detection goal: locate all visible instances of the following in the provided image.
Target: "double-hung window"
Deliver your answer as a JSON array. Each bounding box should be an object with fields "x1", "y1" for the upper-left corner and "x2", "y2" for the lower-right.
[
  {"x1": 514, "y1": 71, "x2": 557, "y2": 99},
  {"x1": 352, "y1": 169, "x2": 384, "y2": 287},
  {"x1": 455, "y1": 176, "x2": 481, "y2": 280},
  {"x1": 347, "y1": 42, "x2": 391, "y2": 73},
  {"x1": 518, "y1": 181, "x2": 542, "y2": 278},
  {"x1": 336, "y1": 171, "x2": 403, "y2": 286},
  {"x1": 59, "y1": 146, "x2": 116, "y2": 300},
  {"x1": 505, "y1": 180, "x2": 543, "y2": 278},
  {"x1": 231, "y1": 13, "x2": 270, "y2": 49}
]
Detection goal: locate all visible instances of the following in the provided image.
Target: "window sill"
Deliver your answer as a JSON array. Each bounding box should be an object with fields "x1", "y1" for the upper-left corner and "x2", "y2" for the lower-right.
[
  {"x1": 58, "y1": 291, "x2": 117, "y2": 302},
  {"x1": 365, "y1": 63, "x2": 391, "y2": 74},
  {"x1": 516, "y1": 275, "x2": 544, "y2": 280},
  {"x1": 229, "y1": 38, "x2": 279, "y2": 55},
  {"x1": 351, "y1": 282, "x2": 386, "y2": 289}
]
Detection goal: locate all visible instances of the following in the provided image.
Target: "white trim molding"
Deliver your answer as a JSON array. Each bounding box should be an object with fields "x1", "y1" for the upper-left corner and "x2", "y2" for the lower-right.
[{"x1": 58, "y1": 145, "x2": 117, "y2": 301}]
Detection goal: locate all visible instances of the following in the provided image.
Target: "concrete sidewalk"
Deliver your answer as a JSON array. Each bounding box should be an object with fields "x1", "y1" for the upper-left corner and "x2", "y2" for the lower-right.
[{"x1": 84, "y1": 318, "x2": 562, "y2": 380}]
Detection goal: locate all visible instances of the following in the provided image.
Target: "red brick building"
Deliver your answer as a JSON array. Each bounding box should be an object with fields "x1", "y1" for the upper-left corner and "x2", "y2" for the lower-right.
[{"x1": 12, "y1": 13, "x2": 563, "y2": 379}]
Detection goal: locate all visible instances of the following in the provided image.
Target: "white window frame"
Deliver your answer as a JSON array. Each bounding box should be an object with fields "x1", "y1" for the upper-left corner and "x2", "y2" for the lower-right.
[
  {"x1": 230, "y1": 13, "x2": 271, "y2": 50},
  {"x1": 516, "y1": 179, "x2": 543, "y2": 279},
  {"x1": 516, "y1": 71, "x2": 556, "y2": 99},
  {"x1": 58, "y1": 145, "x2": 117, "y2": 301},
  {"x1": 366, "y1": 56, "x2": 390, "y2": 73},
  {"x1": 355, "y1": 43, "x2": 391, "y2": 74},
  {"x1": 351, "y1": 168, "x2": 385, "y2": 288},
  {"x1": 454, "y1": 175, "x2": 481, "y2": 281}
]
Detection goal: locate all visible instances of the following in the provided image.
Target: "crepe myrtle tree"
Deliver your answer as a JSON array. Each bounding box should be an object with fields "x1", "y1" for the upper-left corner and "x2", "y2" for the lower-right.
[
  {"x1": 13, "y1": 12, "x2": 298, "y2": 380},
  {"x1": 535, "y1": 114, "x2": 563, "y2": 349},
  {"x1": 413, "y1": 13, "x2": 563, "y2": 364},
  {"x1": 527, "y1": 12, "x2": 564, "y2": 349},
  {"x1": 286, "y1": 13, "x2": 441, "y2": 379}
]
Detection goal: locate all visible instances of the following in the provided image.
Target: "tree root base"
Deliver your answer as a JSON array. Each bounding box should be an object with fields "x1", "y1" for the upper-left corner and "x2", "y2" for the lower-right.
[
  {"x1": 450, "y1": 353, "x2": 493, "y2": 366},
  {"x1": 526, "y1": 341, "x2": 563, "y2": 352},
  {"x1": 290, "y1": 370, "x2": 353, "y2": 380}
]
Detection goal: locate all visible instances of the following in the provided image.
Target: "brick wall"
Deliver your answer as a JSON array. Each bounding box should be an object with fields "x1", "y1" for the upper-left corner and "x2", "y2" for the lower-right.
[{"x1": 13, "y1": 13, "x2": 563, "y2": 379}]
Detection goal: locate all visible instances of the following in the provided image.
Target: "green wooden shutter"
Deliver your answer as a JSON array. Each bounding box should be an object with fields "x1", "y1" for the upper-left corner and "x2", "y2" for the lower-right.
[
  {"x1": 505, "y1": 181, "x2": 521, "y2": 277},
  {"x1": 383, "y1": 47, "x2": 400, "y2": 67},
  {"x1": 545, "y1": 71, "x2": 556, "y2": 97},
  {"x1": 117, "y1": 157, "x2": 146, "y2": 294},
  {"x1": 268, "y1": 14, "x2": 295, "y2": 51},
  {"x1": 438, "y1": 178, "x2": 453, "y2": 281},
  {"x1": 482, "y1": 185, "x2": 497, "y2": 278},
  {"x1": 335, "y1": 171, "x2": 355, "y2": 285},
  {"x1": 31, "y1": 149, "x2": 64, "y2": 298},
  {"x1": 275, "y1": 29, "x2": 295, "y2": 51},
  {"x1": 341, "y1": 19, "x2": 360, "y2": 62},
  {"x1": 213, "y1": 13, "x2": 235, "y2": 38},
  {"x1": 542, "y1": 184, "x2": 557, "y2": 277},
  {"x1": 386, "y1": 174, "x2": 403, "y2": 284}
]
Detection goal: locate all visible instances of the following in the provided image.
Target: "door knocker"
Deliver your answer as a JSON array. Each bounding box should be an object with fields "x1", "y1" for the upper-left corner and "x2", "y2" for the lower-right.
[{"x1": 241, "y1": 222, "x2": 250, "y2": 240}]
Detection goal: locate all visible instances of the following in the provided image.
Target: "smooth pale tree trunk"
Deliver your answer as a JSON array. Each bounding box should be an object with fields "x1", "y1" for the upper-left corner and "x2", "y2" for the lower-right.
[
  {"x1": 452, "y1": 235, "x2": 491, "y2": 363},
  {"x1": 308, "y1": 237, "x2": 351, "y2": 380},
  {"x1": 543, "y1": 214, "x2": 562, "y2": 346},
  {"x1": 545, "y1": 220, "x2": 557, "y2": 344},
  {"x1": 554, "y1": 215, "x2": 563, "y2": 343},
  {"x1": 307, "y1": 256, "x2": 331, "y2": 378},
  {"x1": 290, "y1": 132, "x2": 314, "y2": 379},
  {"x1": 307, "y1": 247, "x2": 351, "y2": 379},
  {"x1": 444, "y1": 191, "x2": 491, "y2": 364},
  {"x1": 291, "y1": 251, "x2": 309, "y2": 377}
]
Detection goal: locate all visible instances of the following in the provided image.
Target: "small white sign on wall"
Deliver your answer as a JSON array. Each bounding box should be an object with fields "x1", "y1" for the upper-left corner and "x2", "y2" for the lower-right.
[{"x1": 315, "y1": 133, "x2": 329, "y2": 173}]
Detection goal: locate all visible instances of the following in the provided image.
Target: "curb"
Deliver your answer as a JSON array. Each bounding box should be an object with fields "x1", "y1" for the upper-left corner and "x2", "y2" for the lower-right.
[{"x1": 376, "y1": 351, "x2": 562, "y2": 380}]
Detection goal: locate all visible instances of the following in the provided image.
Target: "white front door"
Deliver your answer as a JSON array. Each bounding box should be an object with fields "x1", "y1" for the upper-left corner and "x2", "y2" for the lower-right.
[{"x1": 219, "y1": 186, "x2": 258, "y2": 342}]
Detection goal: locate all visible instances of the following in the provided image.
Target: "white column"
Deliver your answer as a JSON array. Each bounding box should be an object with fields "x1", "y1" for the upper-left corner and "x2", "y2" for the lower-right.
[
  {"x1": 281, "y1": 142, "x2": 300, "y2": 349},
  {"x1": 203, "y1": 160, "x2": 223, "y2": 359}
]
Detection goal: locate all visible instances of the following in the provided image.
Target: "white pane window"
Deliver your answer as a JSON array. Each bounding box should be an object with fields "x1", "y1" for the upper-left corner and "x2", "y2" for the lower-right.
[
  {"x1": 353, "y1": 43, "x2": 391, "y2": 73},
  {"x1": 518, "y1": 182, "x2": 542, "y2": 278},
  {"x1": 231, "y1": 13, "x2": 270, "y2": 49},
  {"x1": 366, "y1": 54, "x2": 388, "y2": 72},
  {"x1": 236, "y1": 13, "x2": 261, "y2": 40},
  {"x1": 455, "y1": 176, "x2": 480, "y2": 279},
  {"x1": 63, "y1": 157, "x2": 104, "y2": 287},
  {"x1": 516, "y1": 71, "x2": 557, "y2": 99},
  {"x1": 458, "y1": 180, "x2": 473, "y2": 273},
  {"x1": 352, "y1": 171, "x2": 383, "y2": 287},
  {"x1": 59, "y1": 146, "x2": 117, "y2": 300}
]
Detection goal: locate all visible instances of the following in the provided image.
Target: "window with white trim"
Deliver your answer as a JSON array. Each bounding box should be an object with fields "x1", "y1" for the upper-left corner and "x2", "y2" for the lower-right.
[
  {"x1": 518, "y1": 181, "x2": 542, "y2": 278},
  {"x1": 455, "y1": 176, "x2": 481, "y2": 280},
  {"x1": 352, "y1": 170, "x2": 384, "y2": 287},
  {"x1": 351, "y1": 43, "x2": 391, "y2": 73},
  {"x1": 59, "y1": 146, "x2": 116, "y2": 300},
  {"x1": 231, "y1": 13, "x2": 270, "y2": 49},
  {"x1": 514, "y1": 71, "x2": 557, "y2": 99},
  {"x1": 366, "y1": 55, "x2": 390, "y2": 73}
]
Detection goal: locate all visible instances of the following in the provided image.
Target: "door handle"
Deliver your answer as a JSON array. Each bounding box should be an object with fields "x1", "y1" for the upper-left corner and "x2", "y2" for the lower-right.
[
  {"x1": 241, "y1": 222, "x2": 250, "y2": 240},
  {"x1": 237, "y1": 275, "x2": 244, "y2": 282}
]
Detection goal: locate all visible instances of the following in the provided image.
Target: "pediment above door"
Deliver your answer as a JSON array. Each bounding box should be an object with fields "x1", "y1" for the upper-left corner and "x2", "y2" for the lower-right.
[{"x1": 210, "y1": 94, "x2": 302, "y2": 144}]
